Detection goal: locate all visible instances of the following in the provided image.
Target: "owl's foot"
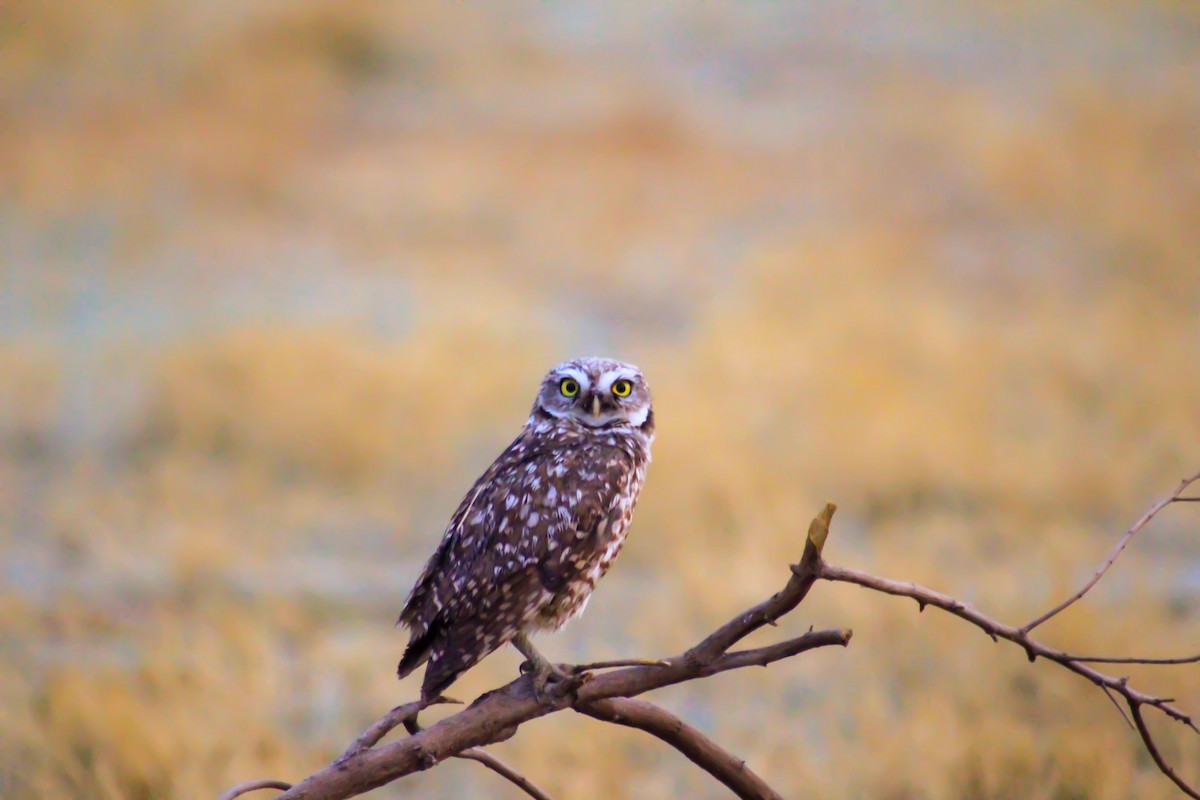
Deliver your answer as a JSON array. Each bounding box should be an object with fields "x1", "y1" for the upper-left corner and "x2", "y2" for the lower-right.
[
  {"x1": 520, "y1": 656, "x2": 574, "y2": 702},
  {"x1": 512, "y1": 632, "x2": 577, "y2": 702}
]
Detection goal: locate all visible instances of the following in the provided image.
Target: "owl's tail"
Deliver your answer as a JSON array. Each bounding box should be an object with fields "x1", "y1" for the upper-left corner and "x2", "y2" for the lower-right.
[
  {"x1": 399, "y1": 624, "x2": 507, "y2": 701},
  {"x1": 418, "y1": 655, "x2": 462, "y2": 701},
  {"x1": 397, "y1": 626, "x2": 435, "y2": 682}
]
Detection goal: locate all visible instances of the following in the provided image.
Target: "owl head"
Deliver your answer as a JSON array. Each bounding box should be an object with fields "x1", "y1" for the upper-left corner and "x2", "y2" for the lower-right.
[{"x1": 533, "y1": 357, "x2": 652, "y2": 430}]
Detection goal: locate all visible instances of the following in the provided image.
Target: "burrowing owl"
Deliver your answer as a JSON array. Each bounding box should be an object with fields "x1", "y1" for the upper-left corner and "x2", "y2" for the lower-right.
[{"x1": 397, "y1": 357, "x2": 654, "y2": 699}]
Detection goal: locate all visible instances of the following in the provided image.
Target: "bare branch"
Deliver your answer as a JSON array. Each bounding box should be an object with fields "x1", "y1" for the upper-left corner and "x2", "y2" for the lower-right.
[
  {"x1": 225, "y1": 477, "x2": 1199, "y2": 800},
  {"x1": 685, "y1": 502, "x2": 835, "y2": 665},
  {"x1": 578, "y1": 697, "x2": 783, "y2": 800},
  {"x1": 269, "y1": 628, "x2": 848, "y2": 799},
  {"x1": 1130, "y1": 701, "x2": 1200, "y2": 800},
  {"x1": 1100, "y1": 685, "x2": 1135, "y2": 731},
  {"x1": 710, "y1": 630, "x2": 853, "y2": 673},
  {"x1": 454, "y1": 749, "x2": 558, "y2": 800},
  {"x1": 339, "y1": 698, "x2": 457, "y2": 761},
  {"x1": 572, "y1": 658, "x2": 672, "y2": 670},
  {"x1": 1021, "y1": 470, "x2": 1200, "y2": 633},
  {"x1": 218, "y1": 780, "x2": 293, "y2": 800},
  {"x1": 1067, "y1": 653, "x2": 1200, "y2": 665},
  {"x1": 401, "y1": 716, "x2": 556, "y2": 800},
  {"x1": 819, "y1": 563, "x2": 1196, "y2": 722},
  {"x1": 817, "y1": 562, "x2": 1199, "y2": 795}
]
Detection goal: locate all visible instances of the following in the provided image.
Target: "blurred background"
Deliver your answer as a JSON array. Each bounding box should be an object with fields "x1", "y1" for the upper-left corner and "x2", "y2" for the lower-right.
[{"x1": 2, "y1": 2, "x2": 1199, "y2": 798}]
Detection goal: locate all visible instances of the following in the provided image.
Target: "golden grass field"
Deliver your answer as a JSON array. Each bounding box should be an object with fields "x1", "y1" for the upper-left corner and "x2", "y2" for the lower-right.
[{"x1": 1, "y1": 2, "x2": 1199, "y2": 798}]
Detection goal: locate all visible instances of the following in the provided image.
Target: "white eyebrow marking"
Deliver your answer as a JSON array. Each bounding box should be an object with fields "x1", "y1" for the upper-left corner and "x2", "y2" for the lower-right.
[
  {"x1": 597, "y1": 369, "x2": 639, "y2": 392},
  {"x1": 557, "y1": 368, "x2": 590, "y2": 390}
]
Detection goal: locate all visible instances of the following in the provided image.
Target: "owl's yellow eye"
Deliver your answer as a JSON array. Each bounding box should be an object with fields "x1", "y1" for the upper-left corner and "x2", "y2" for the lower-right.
[
  {"x1": 559, "y1": 378, "x2": 580, "y2": 397},
  {"x1": 611, "y1": 379, "x2": 633, "y2": 397}
]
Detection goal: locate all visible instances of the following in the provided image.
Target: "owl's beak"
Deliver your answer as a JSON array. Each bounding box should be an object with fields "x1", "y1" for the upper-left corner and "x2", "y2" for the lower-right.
[{"x1": 591, "y1": 394, "x2": 602, "y2": 418}]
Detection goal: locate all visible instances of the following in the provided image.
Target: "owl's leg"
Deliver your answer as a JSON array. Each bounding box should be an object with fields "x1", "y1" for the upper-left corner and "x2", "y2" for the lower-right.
[{"x1": 511, "y1": 632, "x2": 571, "y2": 701}]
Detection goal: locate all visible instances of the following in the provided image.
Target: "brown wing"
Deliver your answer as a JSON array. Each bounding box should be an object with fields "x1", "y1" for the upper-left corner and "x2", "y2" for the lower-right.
[
  {"x1": 398, "y1": 429, "x2": 571, "y2": 685},
  {"x1": 397, "y1": 428, "x2": 534, "y2": 638}
]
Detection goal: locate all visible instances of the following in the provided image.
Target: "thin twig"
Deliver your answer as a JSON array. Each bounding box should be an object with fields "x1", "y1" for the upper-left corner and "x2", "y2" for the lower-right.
[
  {"x1": 403, "y1": 715, "x2": 556, "y2": 800},
  {"x1": 579, "y1": 697, "x2": 783, "y2": 800},
  {"x1": 1129, "y1": 700, "x2": 1200, "y2": 800},
  {"x1": 1021, "y1": 470, "x2": 1200, "y2": 633},
  {"x1": 819, "y1": 564, "x2": 1197, "y2": 726},
  {"x1": 819, "y1": 561, "x2": 1199, "y2": 794},
  {"x1": 1100, "y1": 685, "x2": 1135, "y2": 731},
  {"x1": 572, "y1": 658, "x2": 672, "y2": 670},
  {"x1": 238, "y1": 697, "x2": 463, "y2": 799},
  {"x1": 1067, "y1": 653, "x2": 1200, "y2": 665},
  {"x1": 339, "y1": 699, "x2": 455, "y2": 762},
  {"x1": 218, "y1": 779, "x2": 293, "y2": 800},
  {"x1": 456, "y1": 749, "x2": 558, "y2": 800}
]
